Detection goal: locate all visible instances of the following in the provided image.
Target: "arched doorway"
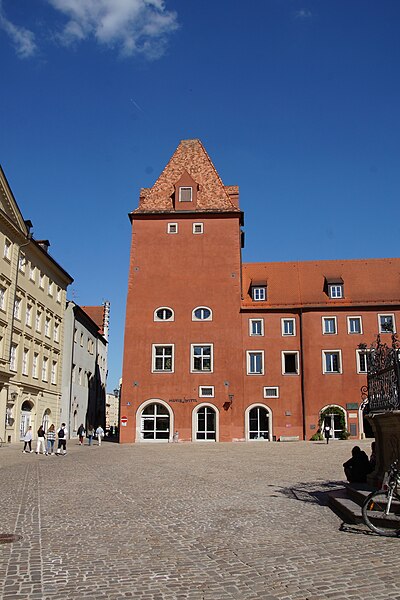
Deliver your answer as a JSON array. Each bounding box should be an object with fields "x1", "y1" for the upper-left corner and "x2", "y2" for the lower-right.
[
  {"x1": 20, "y1": 400, "x2": 33, "y2": 440},
  {"x1": 320, "y1": 405, "x2": 346, "y2": 440},
  {"x1": 138, "y1": 401, "x2": 171, "y2": 441},
  {"x1": 193, "y1": 404, "x2": 218, "y2": 441},
  {"x1": 246, "y1": 404, "x2": 272, "y2": 440},
  {"x1": 42, "y1": 408, "x2": 51, "y2": 432}
]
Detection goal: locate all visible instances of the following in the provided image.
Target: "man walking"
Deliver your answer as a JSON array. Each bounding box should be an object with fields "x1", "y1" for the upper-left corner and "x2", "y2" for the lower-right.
[
  {"x1": 56, "y1": 423, "x2": 68, "y2": 455},
  {"x1": 95, "y1": 425, "x2": 104, "y2": 446}
]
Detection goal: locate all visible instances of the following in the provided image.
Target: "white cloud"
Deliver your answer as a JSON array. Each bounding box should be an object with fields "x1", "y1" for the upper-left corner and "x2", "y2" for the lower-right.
[
  {"x1": 294, "y1": 9, "x2": 312, "y2": 20},
  {"x1": 0, "y1": 0, "x2": 37, "y2": 58},
  {"x1": 47, "y1": 0, "x2": 179, "y2": 58}
]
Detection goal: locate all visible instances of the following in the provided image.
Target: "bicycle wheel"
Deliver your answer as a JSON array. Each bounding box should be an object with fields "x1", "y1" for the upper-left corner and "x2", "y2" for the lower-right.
[{"x1": 362, "y1": 490, "x2": 400, "y2": 536}]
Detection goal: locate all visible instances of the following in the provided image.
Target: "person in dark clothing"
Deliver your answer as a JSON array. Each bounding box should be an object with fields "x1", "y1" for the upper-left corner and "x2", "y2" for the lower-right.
[{"x1": 343, "y1": 446, "x2": 370, "y2": 483}]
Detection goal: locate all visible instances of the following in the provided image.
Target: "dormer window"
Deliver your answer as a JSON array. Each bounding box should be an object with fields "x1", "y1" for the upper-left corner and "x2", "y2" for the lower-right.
[
  {"x1": 328, "y1": 284, "x2": 343, "y2": 299},
  {"x1": 324, "y1": 277, "x2": 344, "y2": 299},
  {"x1": 179, "y1": 187, "x2": 192, "y2": 202},
  {"x1": 252, "y1": 287, "x2": 266, "y2": 301}
]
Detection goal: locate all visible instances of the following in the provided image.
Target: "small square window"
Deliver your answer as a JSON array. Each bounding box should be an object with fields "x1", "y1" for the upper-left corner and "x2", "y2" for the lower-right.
[
  {"x1": 249, "y1": 319, "x2": 264, "y2": 336},
  {"x1": 193, "y1": 223, "x2": 203, "y2": 234},
  {"x1": 264, "y1": 387, "x2": 279, "y2": 398},
  {"x1": 348, "y1": 316, "x2": 362, "y2": 334},
  {"x1": 191, "y1": 344, "x2": 213, "y2": 373},
  {"x1": 323, "y1": 317, "x2": 337, "y2": 335},
  {"x1": 328, "y1": 284, "x2": 343, "y2": 299},
  {"x1": 179, "y1": 187, "x2": 192, "y2": 202},
  {"x1": 247, "y1": 351, "x2": 264, "y2": 375},
  {"x1": 252, "y1": 287, "x2": 266, "y2": 302},
  {"x1": 167, "y1": 223, "x2": 178, "y2": 234},
  {"x1": 379, "y1": 314, "x2": 395, "y2": 334},
  {"x1": 282, "y1": 351, "x2": 299, "y2": 375},
  {"x1": 153, "y1": 344, "x2": 174, "y2": 372},
  {"x1": 323, "y1": 350, "x2": 342, "y2": 374},
  {"x1": 199, "y1": 386, "x2": 214, "y2": 398},
  {"x1": 281, "y1": 318, "x2": 295, "y2": 336}
]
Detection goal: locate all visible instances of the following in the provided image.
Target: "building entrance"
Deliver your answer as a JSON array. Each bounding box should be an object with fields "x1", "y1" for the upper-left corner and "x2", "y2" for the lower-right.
[
  {"x1": 196, "y1": 406, "x2": 216, "y2": 440},
  {"x1": 248, "y1": 406, "x2": 269, "y2": 440},
  {"x1": 20, "y1": 401, "x2": 33, "y2": 440},
  {"x1": 140, "y1": 403, "x2": 170, "y2": 440},
  {"x1": 323, "y1": 413, "x2": 343, "y2": 440}
]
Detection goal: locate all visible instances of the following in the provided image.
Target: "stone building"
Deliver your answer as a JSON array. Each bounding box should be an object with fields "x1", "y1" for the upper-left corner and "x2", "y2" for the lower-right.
[{"x1": 120, "y1": 140, "x2": 400, "y2": 443}]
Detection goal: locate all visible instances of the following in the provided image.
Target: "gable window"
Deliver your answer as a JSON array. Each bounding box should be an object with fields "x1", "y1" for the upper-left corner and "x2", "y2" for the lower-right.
[
  {"x1": 323, "y1": 317, "x2": 337, "y2": 335},
  {"x1": 193, "y1": 307, "x2": 212, "y2": 321},
  {"x1": 154, "y1": 307, "x2": 174, "y2": 321},
  {"x1": 179, "y1": 187, "x2": 192, "y2": 202},
  {"x1": 323, "y1": 350, "x2": 342, "y2": 374},
  {"x1": 191, "y1": 344, "x2": 213, "y2": 372},
  {"x1": 193, "y1": 223, "x2": 204, "y2": 234},
  {"x1": 199, "y1": 386, "x2": 214, "y2": 398},
  {"x1": 249, "y1": 319, "x2": 264, "y2": 336},
  {"x1": 167, "y1": 223, "x2": 178, "y2": 234},
  {"x1": 348, "y1": 316, "x2": 362, "y2": 334},
  {"x1": 282, "y1": 351, "x2": 299, "y2": 375},
  {"x1": 252, "y1": 287, "x2": 266, "y2": 301},
  {"x1": 281, "y1": 318, "x2": 295, "y2": 336},
  {"x1": 264, "y1": 387, "x2": 279, "y2": 398},
  {"x1": 152, "y1": 344, "x2": 174, "y2": 372},
  {"x1": 247, "y1": 351, "x2": 264, "y2": 375},
  {"x1": 379, "y1": 314, "x2": 395, "y2": 334},
  {"x1": 356, "y1": 349, "x2": 368, "y2": 374}
]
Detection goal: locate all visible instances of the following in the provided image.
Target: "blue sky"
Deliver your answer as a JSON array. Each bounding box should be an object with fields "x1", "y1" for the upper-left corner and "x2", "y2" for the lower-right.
[{"x1": 1, "y1": 0, "x2": 399, "y2": 391}]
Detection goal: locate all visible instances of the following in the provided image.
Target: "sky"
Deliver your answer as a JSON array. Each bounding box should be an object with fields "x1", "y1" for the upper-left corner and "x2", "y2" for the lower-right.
[{"x1": 1, "y1": 0, "x2": 399, "y2": 392}]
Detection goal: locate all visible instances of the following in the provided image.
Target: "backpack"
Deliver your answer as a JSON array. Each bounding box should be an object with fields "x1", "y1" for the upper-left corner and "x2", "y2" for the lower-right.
[{"x1": 58, "y1": 428, "x2": 65, "y2": 439}]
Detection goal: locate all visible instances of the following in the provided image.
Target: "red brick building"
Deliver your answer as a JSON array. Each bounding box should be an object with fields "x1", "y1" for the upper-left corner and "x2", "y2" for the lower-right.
[{"x1": 120, "y1": 140, "x2": 400, "y2": 443}]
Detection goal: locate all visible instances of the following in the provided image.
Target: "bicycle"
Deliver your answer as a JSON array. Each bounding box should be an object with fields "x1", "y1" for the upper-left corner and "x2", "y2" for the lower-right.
[{"x1": 362, "y1": 460, "x2": 400, "y2": 536}]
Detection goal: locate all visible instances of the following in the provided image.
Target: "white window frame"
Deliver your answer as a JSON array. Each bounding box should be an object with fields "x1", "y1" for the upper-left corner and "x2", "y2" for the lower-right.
[
  {"x1": 154, "y1": 307, "x2": 174, "y2": 322},
  {"x1": 167, "y1": 223, "x2": 178, "y2": 234},
  {"x1": 252, "y1": 287, "x2": 266, "y2": 301},
  {"x1": 378, "y1": 313, "x2": 396, "y2": 334},
  {"x1": 199, "y1": 385, "x2": 215, "y2": 398},
  {"x1": 18, "y1": 253, "x2": 26, "y2": 273},
  {"x1": 323, "y1": 350, "x2": 342, "y2": 374},
  {"x1": 39, "y1": 273, "x2": 45, "y2": 290},
  {"x1": 152, "y1": 344, "x2": 175, "y2": 373},
  {"x1": 56, "y1": 287, "x2": 61, "y2": 303},
  {"x1": 54, "y1": 322, "x2": 60, "y2": 342},
  {"x1": 22, "y1": 348, "x2": 29, "y2": 376},
  {"x1": 328, "y1": 284, "x2": 343, "y2": 299},
  {"x1": 249, "y1": 318, "x2": 264, "y2": 336},
  {"x1": 193, "y1": 222, "x2": 204, "y2": 234},
  {"x1": 14, "y1": 297, "x2": 22, "y2": 320},
  {"x1": 32, "y1": 353, "x2": 38, "y2": 378},
  {"x1": 246, "y1": 350, "x2": 264, "y2": 375},
  {"x1": 356, "y1": 349, "x2": 368, "y2": 374},
  {"x1": 29, "y1": 264, "x2": 36, "y2": 282},
  {"x1": 0, "y1": 285, "x2": 6, "y2": 311},
  {"x1": 51, "y1": 360, "x2": 57, "y2": 384},
  {"x1": 347, "y1": 316, "x2": 363, "y2": 335},
  {"x1": 10, "y1": 344, "x2": 18, "y2": 371},
  {"x1": 35, "y1": 310, "x2": 42, "y2": 333},
  {"x1": 263, "y1": 386, "x2": 279, "y2": 399},
  {"x1": 42, "y1": 356, "x2": 48, "y2": 382},
  {"x1": 281, "y1": 351, "x2": 300, "y2": 375},
  {"x1": 191, "y1": 344, "x2": 213, "y2": 373},
  {"x1": 179, "y1": 186, "x2": 192, "y2": 202},
  {"x1": 3, "y1": 238, "x2": 11, "y2": 260},
  {"x1": 25, "y1": 304, "x2": 32, "y2": 327},
  {"x1": 192, "y1": 306, "x2": 212, "y2": 321},
  {"x1": 322, "y1": 316, "x2": 337, "y2": 335},
  {"x1": 281, "y1": 318, "x2": 295, "y2": 336},
  {"x1": 44, "y1": 317, "x2": 51, "y2": 338},
  {"x1": 48, "y1": 280, "x2": 53, "y2": 297}
]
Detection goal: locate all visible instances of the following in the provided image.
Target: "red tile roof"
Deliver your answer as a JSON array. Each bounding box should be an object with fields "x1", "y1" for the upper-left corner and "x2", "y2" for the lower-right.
[
  {"x1": 134, "y1": 139, "x2": 240, "y2": 213},
  {"x1": 242, "y1": 258, "x2": 400, "y2": 308},
  {"x1": 81, "y1": 305, "x2": 105, "y2": 334}
]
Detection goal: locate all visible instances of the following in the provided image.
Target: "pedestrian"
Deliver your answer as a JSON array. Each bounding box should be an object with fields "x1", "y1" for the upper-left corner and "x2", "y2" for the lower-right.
[
  {"x1": 87, "y1": 425, "x2": 94, "y2": 446},
  {"x1": 77, "y1": 423, "x2": 85, "y2": 445},
  {"x1": 46, "y1": 424, "x2": 56, "y2": 455},
  {"x1": 324, "y1": 424, "x2": 331, "y2": 444},
  {"x1": 96, "y1": 425, "x2": 104, "y2": 446},
  {"x1": 343, "y1": 446, "x2": 370, "y2": 483},
  {"x1": 56, "y1": 422, "x2": 68, "y2": 455},
  {"x1": 36, "y1": 425, "x2": 46, "y2": 454},
  {"x1": 22, "y1": 425, "x2": 33, "y2": 453}
]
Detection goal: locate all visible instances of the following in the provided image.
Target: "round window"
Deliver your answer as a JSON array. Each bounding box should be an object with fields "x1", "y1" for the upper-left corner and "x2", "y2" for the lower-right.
[
  {"x1": 194, "y1": 307, "x2": 211, "y2": 320},
  {"x1": 156, "y1": 308, "x2": 173, "y2": 320}
]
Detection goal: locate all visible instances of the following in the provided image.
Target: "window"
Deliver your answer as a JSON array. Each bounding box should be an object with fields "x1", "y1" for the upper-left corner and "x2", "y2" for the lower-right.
[
  {"x1": 357, "y1": 350, "x2": 368, "y2": 374},
  {"x1": 3, "y1": 239, "x2": 11, "y2": 260},
  {"x1": 0, "y1": 285, "x2": 6, "y2": 311},
  {"x1": 42, "y1": 357, "x2": 48, "y2": 381},
  {"x1": 18, "y1": 253, "x2": 26, "y2": 273},
  {"x1": 14, "y1": 298, "x2": 22, "y2": 320},
  {"x1": 35, "y1": 310, "x2": 42, "y2": 333},
  {"x1": 328, "y1": 284, "x2": 343, "y2": 299},
  {"x1": 39, "y1": 273, "x2": 45, "y2": 289},
  {"x1": 22, "y1": 348, "x2": 29, "y2": 376},
  {"x1": 193, "y1": 223, "x2": 204, "y2": 234},
  {"x1": 78, "y1": 367, "x2": 82, "y2": 385},
  {"x1": 51, "y1": 361, "x2": 57, "y2": 384},
  {"x1": 72, "y1": 364, "x2": 76, "y2": 383},
  {"x1": 264, "y1": 387, "x2": 279, "y2": 398},
  {"x1": 192, "y1": 307, "x2": 212, "y2": 321},
  {"x1": 249, "y1": 319, "x2": 264, "y2": 336},
  {"x1": 154, "y1": 307, "x2": 174, "y2": 321},
  {"x1": 56, "y1": 287, "x2": 61, "y2": 303},
  {"x1": 167, "y1": 223, "x2": 178, "y2": 234},
  {"x1": 281, "y1": 318, "x2": 295, "y2": 336},
  {"x1": 29, "y1": 264, "x2": 36, "y2": 282},
  {"x1": 48, "y1": 280, "x2": 53, "y2": 296},
  {"x1": 152, "y1": 344, "x2": 174, "y2": 372},
  {"x1": 282, "y1": 351, "x2": 299, "y2": 375},
  {"x1": 323, "y1": 350, "x2": 342, "y2": 374},
  {"x1": 32, "y1": 353, "x2": 38, "y2": 378},
  {"x1": 45, "y1": 317, "x2": 51, "y2": 338},
  {"x1": 252, "y1": 287, "x2": 266, "y2": 301},
  {"x1": 54, "y1": 322, "x2": 60, "y2": 342},
  {"x1": 379, "y1": 314, "x2": 395, "y2": 334},
  {"x1": 179, "y1": 187, "x2": 192, "y2": 202},
  {"x1": 191, "y1": 344, "x2": 213, "y2": 372},
  {"x1": 199, "y1": 386, "x2": 214, "y2": 398},
  {"x1": 247, "y1": 351, "x2": 264, "y2": 375},
  {"x1": 348, "y1": 316, "x2": 362, "y2": 334},
  {"x1": 25, "y1": 304, "x2": 32, "y2": 326},
  {"x1": 80, "y1": 332, "x2": 84, "y2": 347},
  {"x1": 323, "y1": 317, "x2": 337, "y2": 335},
  {"x1": 10, "y1": 344, "x2": 18, "y2": 371}
]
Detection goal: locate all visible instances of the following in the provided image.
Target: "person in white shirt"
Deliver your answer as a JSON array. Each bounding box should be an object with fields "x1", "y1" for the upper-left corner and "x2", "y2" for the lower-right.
[
  {"x1": 95, "y1": 425, "x2": 104, "y2": 446},
  {"x1": 56, "y1": 423, "x2": 68, "y2": 455}
]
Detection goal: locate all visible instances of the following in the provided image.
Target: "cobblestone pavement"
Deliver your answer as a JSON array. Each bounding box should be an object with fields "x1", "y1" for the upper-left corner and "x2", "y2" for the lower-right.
[{"x1": 0, "y1": 439, "x2": 399, "y2": 600}]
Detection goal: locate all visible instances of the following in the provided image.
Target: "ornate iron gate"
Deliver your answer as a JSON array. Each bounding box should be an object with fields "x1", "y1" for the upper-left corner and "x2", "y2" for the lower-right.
[{"x1": 360, "y1": 335, "x2": 400, "y2": 414}]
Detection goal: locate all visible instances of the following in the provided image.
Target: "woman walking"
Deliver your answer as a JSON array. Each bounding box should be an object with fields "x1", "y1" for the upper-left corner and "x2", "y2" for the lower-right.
[
  {"x1": 46, "y1": 424, "x2": 56, "y2": 455},
  {"x1": 22, "y1": 426, "x2": 33, "y2": 453},
  {"x1": 36, "y1": 425, "x2": 46, "y2": 454},
  {"x1": 77, "y1": 423, "x2": 85, "y2": 445}
]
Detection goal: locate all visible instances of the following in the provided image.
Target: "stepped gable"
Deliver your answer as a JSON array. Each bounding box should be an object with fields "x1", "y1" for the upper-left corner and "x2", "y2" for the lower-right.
[
  {"x1": 242, "y1": 258, "x2": 400, "y2": 308},
  {"x1": 134, "y1": 139, "x2": 240, "y2": 213}
]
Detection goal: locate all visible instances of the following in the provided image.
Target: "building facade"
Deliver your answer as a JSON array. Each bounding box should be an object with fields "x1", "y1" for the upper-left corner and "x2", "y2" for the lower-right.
[
  {"x1": 120, "y1": 140, "x2": 400, "y2": 443},
  {"x1": 0, "y1": 167, "x2": 73, "y2": 443}
]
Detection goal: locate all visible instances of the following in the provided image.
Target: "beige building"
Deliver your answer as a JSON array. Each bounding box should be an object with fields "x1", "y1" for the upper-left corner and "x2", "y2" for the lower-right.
[{"x1": 0, "y1": 167, "x2": 73, "y2": 444}]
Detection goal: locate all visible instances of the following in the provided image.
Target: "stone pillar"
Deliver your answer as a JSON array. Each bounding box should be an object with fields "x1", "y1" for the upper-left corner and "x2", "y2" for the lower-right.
[{"x1": 366, "y1": 411, "x2": 400, "y2": 488}]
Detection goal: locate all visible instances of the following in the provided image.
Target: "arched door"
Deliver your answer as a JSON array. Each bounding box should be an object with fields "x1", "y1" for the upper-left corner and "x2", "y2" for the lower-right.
[
  {"x1": 248, "y1": 406, "x2": 270, "y2": 440},
  {"x1": 140, "y1": 403, "x2": 170, "y2": 440},
  {"x1": 196, "y1": 406, "x2": 216, "y2": 440},
  {"x1": 20, "y1": 400, "x2": 33, "y2": 440}
]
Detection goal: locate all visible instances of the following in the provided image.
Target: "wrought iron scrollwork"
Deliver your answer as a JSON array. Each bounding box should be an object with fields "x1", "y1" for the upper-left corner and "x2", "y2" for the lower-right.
[{"x1": 360, "y1": 334, "x2": 400, "y2": 414}]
